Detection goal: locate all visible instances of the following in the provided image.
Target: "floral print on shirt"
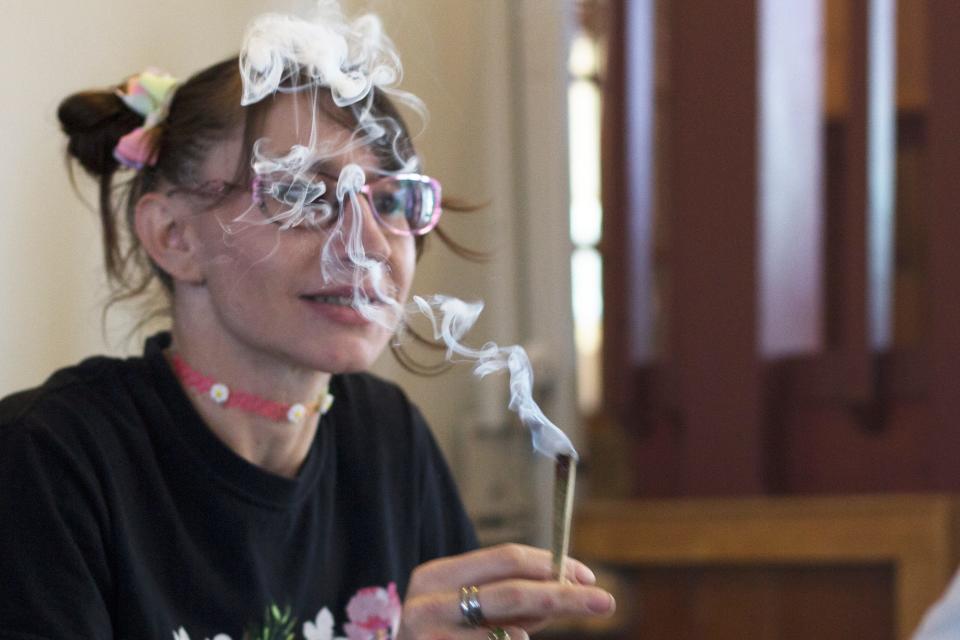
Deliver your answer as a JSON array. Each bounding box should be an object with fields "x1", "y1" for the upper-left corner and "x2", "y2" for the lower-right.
[{"x1": 173, "y1": 582, "x2": 403, "y2": 640}]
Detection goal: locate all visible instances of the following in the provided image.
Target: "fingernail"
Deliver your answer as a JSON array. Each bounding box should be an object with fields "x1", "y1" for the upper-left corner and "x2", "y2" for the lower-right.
[
  {"x1": 576, "y1": 564, "x2": 597, "y2": 584},
  {"x1": 587, "y1": 591, "x2": 615, "y2": 614}
]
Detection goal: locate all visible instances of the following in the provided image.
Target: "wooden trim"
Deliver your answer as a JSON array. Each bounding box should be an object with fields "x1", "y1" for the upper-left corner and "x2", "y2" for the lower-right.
[
  {"x1": 600, "y1": 0, "x2": 650, "y2": 420},
  {"x1": 599, "y1": 0, "x2": 628, "y2": 417},
  {"x1": 629, "y1": 349, "x2": 926, "y2": 420},
  {"x1": 773, "y1": 349, "x2": 927, "y2": 403},
  {"x1": 575, "y1": 495, "x2": 960, "y2": 639},
  {"x1": 926, "y1": 0, "x2": 960, "y2": 490},
  {"x1": 666, "y1": 0, "x2": 762, "y2": 494},
  {"x1": 836, "y1": 0, "x2": 872, "y2": 399}
]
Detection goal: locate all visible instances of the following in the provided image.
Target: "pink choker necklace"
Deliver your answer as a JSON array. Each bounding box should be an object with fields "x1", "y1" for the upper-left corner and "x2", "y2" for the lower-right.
[{"x1": 169, "y1": 352, "x2": 334, "y2": 424}]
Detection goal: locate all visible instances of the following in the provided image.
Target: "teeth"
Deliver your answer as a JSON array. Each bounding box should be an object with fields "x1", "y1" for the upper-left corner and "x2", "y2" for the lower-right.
[
  {"x1": 314, "y1": 295, "x2": 352, "y2": 305},
  {"x1": 306, "y1": 294, "x2": 373, "y2": 306}
]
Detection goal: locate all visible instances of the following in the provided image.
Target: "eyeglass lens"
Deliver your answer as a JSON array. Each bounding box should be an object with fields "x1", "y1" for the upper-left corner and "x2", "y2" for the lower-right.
[
  {"x1": 256, "y1": 174, "x2": 440, "y2": 235},
  {"x1": 367, "y1": 177, "x2": 439, "y2": 234}
]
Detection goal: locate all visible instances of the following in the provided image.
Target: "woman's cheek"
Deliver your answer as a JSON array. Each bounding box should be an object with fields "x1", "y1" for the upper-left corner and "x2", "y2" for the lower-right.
[{"x1": 394, "y1": 239, "x2": 417, "y2": 298}]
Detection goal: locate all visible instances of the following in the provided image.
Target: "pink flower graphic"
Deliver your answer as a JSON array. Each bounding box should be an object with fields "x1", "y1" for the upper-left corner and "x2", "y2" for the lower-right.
[{"x1": 343, "y1": 582, "x2": 402, "y2": 640}]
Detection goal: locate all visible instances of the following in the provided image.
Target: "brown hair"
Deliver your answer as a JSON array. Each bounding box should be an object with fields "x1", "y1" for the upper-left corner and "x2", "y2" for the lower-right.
[
  {"x1": 59, "y1": 59, "x2": 254, "y2": 303},
  {"x1": 58, "y1": 56, "x2": 481, "y2": 370}
]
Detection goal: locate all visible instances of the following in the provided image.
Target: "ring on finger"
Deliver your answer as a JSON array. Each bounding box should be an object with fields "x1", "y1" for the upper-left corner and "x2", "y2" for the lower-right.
[
  {"x1": 459, "y1": 585, "x2": 486, "y2": 627},
  {"x1": 487, "y1": 627, "x2": 511, "y2": 640}
]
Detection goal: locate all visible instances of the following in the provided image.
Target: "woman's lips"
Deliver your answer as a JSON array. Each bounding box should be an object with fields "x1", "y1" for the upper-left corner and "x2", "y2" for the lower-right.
[{"x1": 299, "y1": 291, "x2": 380, "y2": 326}]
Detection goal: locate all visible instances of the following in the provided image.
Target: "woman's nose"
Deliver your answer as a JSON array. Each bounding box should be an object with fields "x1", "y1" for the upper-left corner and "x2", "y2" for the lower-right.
[{"x1": 344, "y1": 189, "x2": 392, "y2": 260}]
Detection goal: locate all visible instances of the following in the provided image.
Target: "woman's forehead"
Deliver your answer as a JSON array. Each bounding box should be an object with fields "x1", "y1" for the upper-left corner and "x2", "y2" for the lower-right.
[
  {"x1": 261, "y1": 94, "x2": 344, "y2": 144},
  {"x1": 257, "y1": 94, "x2": 379, "y2": 174}
]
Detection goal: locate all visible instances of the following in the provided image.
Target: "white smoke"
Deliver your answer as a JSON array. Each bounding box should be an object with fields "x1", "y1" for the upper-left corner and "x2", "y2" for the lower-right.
[{"x1": 410, "y1": 295, "x2": 578, "y2": 460}]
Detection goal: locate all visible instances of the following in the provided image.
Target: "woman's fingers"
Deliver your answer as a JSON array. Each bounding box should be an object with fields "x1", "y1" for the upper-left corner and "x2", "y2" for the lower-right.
[
  {"x1": 471, "y1": 579, "x2": 615, "y2": 626},
  {"x1": 401, "y1": 578, "x2": 614, "y2": 635},
  {"x1": 410, "y1": 543, "x2": 596, "y2": 592},
  {"x1": 398, "y1": 545, "x2": 610, "y2": 640}
]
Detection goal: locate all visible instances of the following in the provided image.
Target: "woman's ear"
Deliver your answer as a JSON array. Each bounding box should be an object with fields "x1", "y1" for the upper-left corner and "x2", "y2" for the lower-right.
[{"x1": 134, "y1": 192, "x2": 205, "y2": 286}]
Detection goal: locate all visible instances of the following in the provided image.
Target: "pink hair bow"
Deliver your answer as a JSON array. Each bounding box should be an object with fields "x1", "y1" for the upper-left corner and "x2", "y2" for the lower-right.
[{"x1": 113, "y1": 69, "x2": 178, "y2": 169}]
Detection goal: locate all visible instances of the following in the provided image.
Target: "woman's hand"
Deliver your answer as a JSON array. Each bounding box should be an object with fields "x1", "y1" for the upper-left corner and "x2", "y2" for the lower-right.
[{"x1": 396, "y1": 543, "x2": 616, "y2": 640}]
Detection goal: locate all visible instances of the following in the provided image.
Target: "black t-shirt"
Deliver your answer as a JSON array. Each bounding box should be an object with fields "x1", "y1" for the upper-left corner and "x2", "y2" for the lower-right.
[{"x1": 0, "y1": 332, "x2": 477, "y2": 639}]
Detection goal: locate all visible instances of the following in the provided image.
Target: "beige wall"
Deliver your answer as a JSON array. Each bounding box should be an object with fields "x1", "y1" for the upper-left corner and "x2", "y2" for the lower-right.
[{"x1": 0, "y1": 1, "x2": 577, "y2": 538}]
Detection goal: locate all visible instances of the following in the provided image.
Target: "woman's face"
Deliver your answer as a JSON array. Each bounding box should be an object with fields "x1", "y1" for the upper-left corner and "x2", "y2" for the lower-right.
[{"x1": 184, "y1": 94, "x2": 416, "y2": 373}]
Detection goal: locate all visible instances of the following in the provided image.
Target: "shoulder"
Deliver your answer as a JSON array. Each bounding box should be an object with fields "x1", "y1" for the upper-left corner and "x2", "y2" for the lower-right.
[
  {"x1": 0, "y1": 352, "x2": 149, "y2": 430},
  {"x1": 0, "y1": 332, "x2": 170, "y2": 437},
  {"x1": 0, "y1": 358, "x2": 132, "y2": 537},
  {"x1": 0, "y1": 365, "x2": 124, "y2": 639},
  {"x1": 0, "y1": 351, "x2": 155, "y2": 474},
  {"x1": 0, "y1": 354, "x2": 131, "y2": 425}
]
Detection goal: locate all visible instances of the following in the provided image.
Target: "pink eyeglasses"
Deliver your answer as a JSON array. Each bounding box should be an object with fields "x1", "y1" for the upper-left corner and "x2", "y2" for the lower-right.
[{"x1": 169, "y1": 172, "x2": 443, "y2": 237}]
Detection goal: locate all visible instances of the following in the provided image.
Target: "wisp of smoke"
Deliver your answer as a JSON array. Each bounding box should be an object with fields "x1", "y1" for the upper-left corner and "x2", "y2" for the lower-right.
[
  {"x1": 411, "y1": 295, "x2": 578, "y2": 461},
  {"x1": 234, "y1": 0, "x2": 578, "y2": 461}
]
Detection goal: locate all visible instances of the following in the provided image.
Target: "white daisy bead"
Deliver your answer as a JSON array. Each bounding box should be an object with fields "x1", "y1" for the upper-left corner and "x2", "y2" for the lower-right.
[
  {"x1": 287, "y1": 403, "x2": 307, "y2": 423},
  {"x1": 209, "y1": 383, "x2": 230, "y2": 404},
  {"x1": 320, "y1": 393, "x2": 335, "y2": 415}
]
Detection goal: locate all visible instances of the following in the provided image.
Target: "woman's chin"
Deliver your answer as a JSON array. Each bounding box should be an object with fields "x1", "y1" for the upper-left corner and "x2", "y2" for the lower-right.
[{"x1": 293, "y1": 339, "x2": 388, "y2": 375}]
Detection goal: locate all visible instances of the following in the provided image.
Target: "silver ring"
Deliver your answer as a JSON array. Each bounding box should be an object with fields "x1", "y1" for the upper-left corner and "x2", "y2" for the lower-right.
[
  {"x1": 487, "y1": 627, "x2": 511, "y2": 640},
  {"x1": 459, "y1": 585, "x2": 486, "y2": 627}
]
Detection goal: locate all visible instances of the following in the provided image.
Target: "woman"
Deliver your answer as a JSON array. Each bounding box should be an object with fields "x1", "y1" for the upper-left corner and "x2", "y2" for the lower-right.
[{"x1": 0, "y1": 5, "x2": 614, "y2": 640}]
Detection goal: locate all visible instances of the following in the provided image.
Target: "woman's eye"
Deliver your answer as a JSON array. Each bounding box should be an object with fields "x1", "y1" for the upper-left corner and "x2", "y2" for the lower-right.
[
  {"x1": 276, "y1": 182, "x2": 327, "y2": 205},
  {"x1": 257, "y1": 180, "x2": 338, "y2": 230},
  {"x1": 372, "y1": 188, "x2": 407, "y2": 218},
  {"x1": 303, "y1": 193, "x2": 333, "y2": 211}
]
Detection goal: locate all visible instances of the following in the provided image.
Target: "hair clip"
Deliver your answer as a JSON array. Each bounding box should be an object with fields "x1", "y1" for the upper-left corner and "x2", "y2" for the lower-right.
[{"x1": 113, "y1": 69, "x2": 179, "y2": 169}]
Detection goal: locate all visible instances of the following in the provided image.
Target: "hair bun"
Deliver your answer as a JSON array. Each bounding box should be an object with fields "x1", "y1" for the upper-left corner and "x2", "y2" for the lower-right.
[{"x1": 58, "y1": 90, "x2": 143, "y2": 176}]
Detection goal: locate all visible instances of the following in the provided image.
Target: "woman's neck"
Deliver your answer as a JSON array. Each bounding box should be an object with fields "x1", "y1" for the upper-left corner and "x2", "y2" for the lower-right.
[{"x1": 168, "y1": 315, "x2": 332, "y2": 479}]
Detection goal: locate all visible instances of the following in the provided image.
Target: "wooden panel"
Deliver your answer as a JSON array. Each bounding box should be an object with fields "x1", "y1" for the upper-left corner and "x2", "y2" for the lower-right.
[
  {"x1": 666, "y1": 0, "x2": 762, "y2": 494},
  {"x1": 600, "y1": 0, "x2": 631, "y2": 419},
  {"x1": 616, "y1": 566, "x2": 893, "y2": 640},
  {"x1": 925, "y1": 1, "x2": 960, "y2": 490},
  {"x1": 574, "y1": 495, "x2": 959, "y2": 639},
  {"x1": 825, "y1": 0, "x2": 853, "y2": 117},
  {"x1": 777, "y1": 400, "x2": 931, "y2": 492},
  {"x1": 897, "y1": 0, "x2": 927, "y2": 110},
  {"x1": 544, "y1": 565, "x2": 893, "y2": 639},
  {"x1": 594, "y1": 0, "x2": 959, "y2": 501},
  {"x1": 826, "y1": 0, "x2": 929, "y2": 115},
  {"x1": 836, "y1": 0, "x2": 872, "y2": 397}
]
